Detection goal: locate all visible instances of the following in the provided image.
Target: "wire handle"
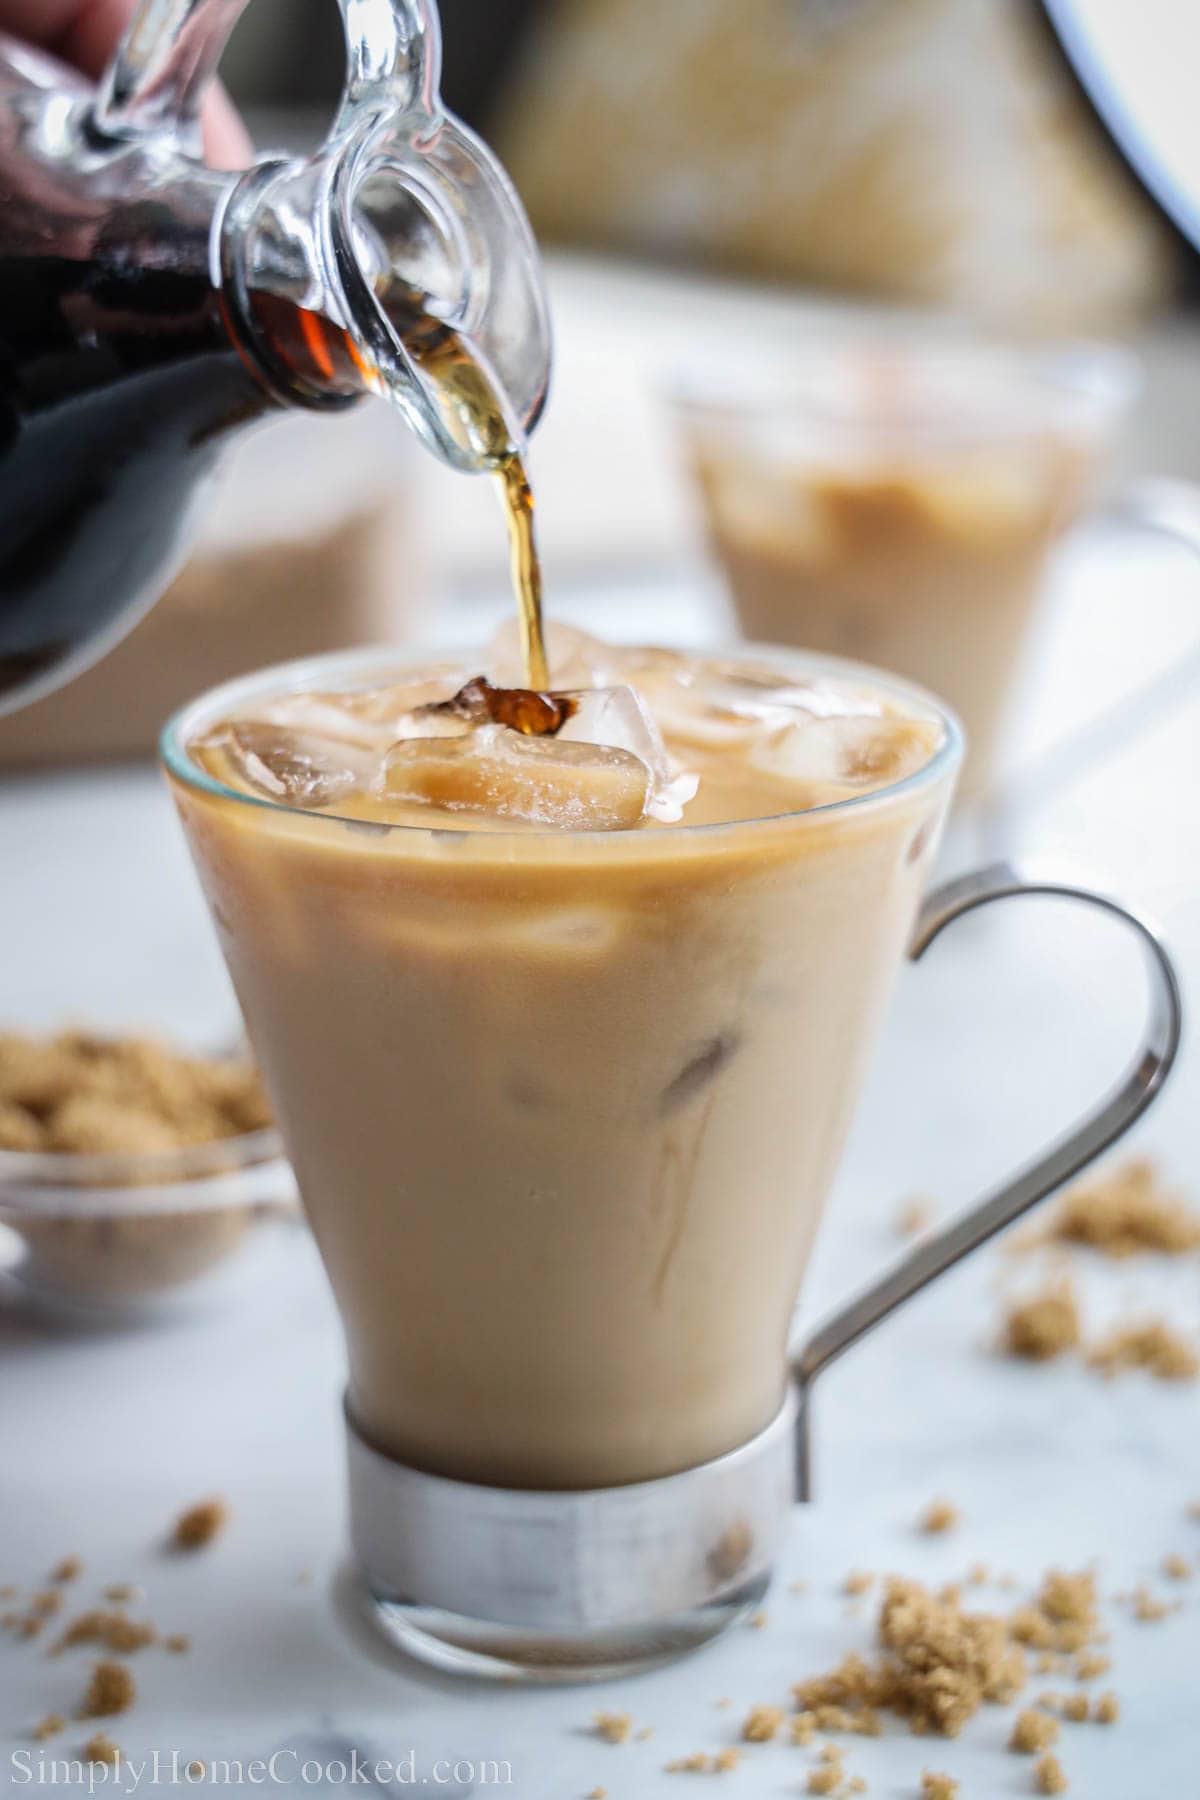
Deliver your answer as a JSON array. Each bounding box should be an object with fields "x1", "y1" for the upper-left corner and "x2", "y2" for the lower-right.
[{"x1": 792, "y1": 860, "x2": 1182, "y2": 1500}]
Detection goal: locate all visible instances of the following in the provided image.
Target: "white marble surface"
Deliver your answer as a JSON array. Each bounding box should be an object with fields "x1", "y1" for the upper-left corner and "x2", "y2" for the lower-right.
[{"x1": 1, "y1": 531, "x2": 1199, "y2": 1798}]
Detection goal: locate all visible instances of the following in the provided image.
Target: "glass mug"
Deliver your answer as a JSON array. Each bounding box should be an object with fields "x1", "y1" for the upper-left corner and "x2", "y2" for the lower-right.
[
  {"x1": 673, "y1": 339, "x2": 1199, "y2": 806},
  {"x1": 162, "y1": 645, "x2": 1179, "y2": 1681}
]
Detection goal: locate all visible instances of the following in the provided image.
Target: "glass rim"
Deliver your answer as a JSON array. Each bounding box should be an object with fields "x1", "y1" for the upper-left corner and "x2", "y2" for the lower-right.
[
  {"x1": 665, "y1": 332, "x2": 1140, "y2": 439},
  {"x1": 160, "y1": 640, "x2": 964, "y2": 847}
]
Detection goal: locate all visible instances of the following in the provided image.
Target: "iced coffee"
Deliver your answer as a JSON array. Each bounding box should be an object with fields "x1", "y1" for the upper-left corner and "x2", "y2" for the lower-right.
[
  {"x1": 679, "y1": 345, "x2": 1125, "y2": 796},
  {"x1": 166, "y1": 630, "x2": 956, "y2": 1489}
]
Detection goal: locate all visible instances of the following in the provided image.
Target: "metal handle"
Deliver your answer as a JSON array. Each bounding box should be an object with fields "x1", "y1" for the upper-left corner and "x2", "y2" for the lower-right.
[
  {"x1": 92, "y1": 0, "x2": 438, "y2": 148},
  {"x1": 792, "y1": 859, "x2": 1182, "y2": 1500}
]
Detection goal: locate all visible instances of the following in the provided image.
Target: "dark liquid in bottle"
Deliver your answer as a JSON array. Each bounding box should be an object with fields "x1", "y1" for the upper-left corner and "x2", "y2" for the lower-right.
[
  {"x1": 0, "y1": 242, "x2": 545, "y2": 705},
  {"x1": 0, "y1": 250, "x2": 271, "y2": 703}
]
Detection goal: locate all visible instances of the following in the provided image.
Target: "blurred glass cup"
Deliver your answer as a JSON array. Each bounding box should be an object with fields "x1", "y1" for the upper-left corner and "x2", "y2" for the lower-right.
[{"x1": 673, "y1": 339, "x2": 1134, "y2": 799}]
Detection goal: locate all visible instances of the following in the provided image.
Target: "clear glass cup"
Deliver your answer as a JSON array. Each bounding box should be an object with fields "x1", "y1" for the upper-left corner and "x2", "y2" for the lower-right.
[
  {"x1": 672, "y1": 339, "x2": 1138, "y2": 801},
  {"x1": 160, "y1": 643, "x2": 1179, "y2": 1682}
]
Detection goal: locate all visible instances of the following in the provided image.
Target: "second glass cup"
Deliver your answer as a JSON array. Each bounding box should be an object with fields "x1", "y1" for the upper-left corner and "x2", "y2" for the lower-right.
[{"x1": 673, "y1": 338, "x2": 1137, "y2": 801}]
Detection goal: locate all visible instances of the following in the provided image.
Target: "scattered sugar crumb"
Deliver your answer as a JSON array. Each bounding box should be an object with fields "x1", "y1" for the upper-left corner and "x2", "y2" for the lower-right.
[
  {"x1": 918, "y1": 1498, "x2": 960, "y2": 1535},
  {"x1": 83, "y1": 1734, "x2": 122, "y2": 1766},
  {"x1": 789, "y1": 1580, "x2": 808, "y2": 1595},
  {"x1": 793, "y1": 1577, "x2": 1025, "y2": 1738},
  {"x1": 791, "y1": 1712, "x2": 818, "y2": 1745},
  {"x1": 1162, "y1": 1553, "x2": 1192, "y2": 1580},
  {"x1": 1094, "y1": 1691, "x2": 1119, "y2": 1724},
  {"x1": 967, "y1": 1563, "x2": 989, "y2": 1586},
  {"x1": 1049, "y1": 1158, "x2": 1200, "y2": 1257},
  {"x1": 921, "y1": 1775, "x2": 959, "y2": 1800},
  {"x1": 1002, "y1": 1281, "x2": 1082, "y2": 1362},
  {"x1": 635, "y1": 1726, "x2": 654, "y2": 1742},
  {"x1": 1061, "y1": 1695, "x2": 1089, "y2": 1723},
  {"x1": 843, "y1": 1571, "x2": 875, "y2": 1596},
  {"x1": 713, "y1": 1748, "x2": 740, "y2": 1772},
  {"x1": 806, "y1": 1769, "x2": 841, "y2": 1797},
  {"x1": 101, "y1": 1584, "x2": 138, "y2": 1605},
  {"x1": 586, "y1": 1789, "x2": 608, "y2": 1800},
  {"x1": 1088, "y1": 1320, "x2": 1198, "y2": 1381},
  {"x1": 1187, "y1": 1500, "x2": 1200, "y2": 1522},
  {"x1": 741, "y1": 1704, "x2": 784, "y2": 1742},
  {"x1": 54, "y1": 1610, "x2": 157, "y2": 1655},
  {"x1": 1074, "y1": 1651, "x2": 1111, "y2": 1680},
  {"x1": 1128, "y1": 1585, "x2": 1172, "y2": 1622},
  {"x1": 51, "y1": 1558, "x2": 82, "y2": 1584},
  {"x1": 172, "y1": 1498, "x2": 229, "y2": 1550},
  {"x1": 78, "y1": 1661, "x2": 135, "y2": 1719},
  {"x1": 31, "y1": 1591, "x2": 62, "y2": 1618},
  {"x1": 593, "y1": 1712, "x2": 633, "y2": 1745},
  {"x1": 714, "y1": 1698, "x2": 731, "y2": 1710},
  {"x1": 164, "y1": 1633, "x2": 190, "y2": 1654},
  {"x1": 665, "y1": 1751, "x2": 712, "y2": 1773},
  {"x1": 748, "y1": 1609, "x2": 768, "y2": 1629},
  {"x1": 31, "y1": 1714, "x2": 65, "y2": 1741},
  {"x1": 1034, "y1": 1752, "x2": 1069, "y2": 1794},
  {"x1": 1010, "y1": 1709, "x2": 1060, "y2": 1753}
]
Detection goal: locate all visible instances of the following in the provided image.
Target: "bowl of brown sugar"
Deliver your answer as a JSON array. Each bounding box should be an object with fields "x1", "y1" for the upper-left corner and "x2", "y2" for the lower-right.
[{"x1": 0, "y1": 1030, "x2": 296, "y2": 1313}]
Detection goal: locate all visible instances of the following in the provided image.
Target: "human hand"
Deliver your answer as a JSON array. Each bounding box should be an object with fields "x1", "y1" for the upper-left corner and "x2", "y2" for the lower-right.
[{"x1": 1, "y1": 0, "x2": 252, "y2": 167}]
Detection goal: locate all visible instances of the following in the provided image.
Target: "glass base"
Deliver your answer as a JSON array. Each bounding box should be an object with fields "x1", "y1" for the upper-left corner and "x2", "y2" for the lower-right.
[
  {"x1": 342, "y1": 1389, "x2": 797, "y2": 1683},
  {"x1": 356, "y1": 1570, "x2": 770, "y2": 1685}
]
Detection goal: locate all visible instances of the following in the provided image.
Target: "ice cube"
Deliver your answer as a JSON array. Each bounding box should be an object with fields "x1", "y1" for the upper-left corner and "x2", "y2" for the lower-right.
[
  {"x1": 376, "y1": 724, "x2": 651, "y2": 829},
  {"x1": 750, "y1": 713, "x2": 941, "y2": 790},
  {"x1": 555, "y1": 685, "x2": 697, "y2": 824},
  {"x1": 255, "y1": 668, "x2": 470, "y2": 749},
  {"x1": 217, "y1": 721, "x2": 370, "y2": 807}
]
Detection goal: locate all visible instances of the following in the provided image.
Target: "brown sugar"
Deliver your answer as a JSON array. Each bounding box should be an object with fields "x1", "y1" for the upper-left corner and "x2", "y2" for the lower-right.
[
  {"x1": 0, "y1": 1030, "x2": 271, "y2": 1154},
  {"x1": 806, "y1": 1769, "x2": 842, "y2": 1797},
  {"x1": 1088, "y1": 1320, "x2": 1198, "y2": 1381},
  {"x1": 791, "y1": 1712, "x2": 818, "y2": 1745},
  {"x1": 1060, "y1": 1694, "x2": 1089, "y2": 1723},
  {"x1": 1127, "y1": 1585, "x2": 1171, "y2": 1622},
  {"x1": 921, "y1": 1776, "x2": 960, "y2": 1800},
  {"x1": 1033, "y1": 1752, "x2": 1069, "y2": 1794},
  {"x1": 1010, "y1": 1709, "x2": 1060, "y2": 1753},
  {"x1": 713, "y1": 1749, "x2": 740, "y2": 1771},
  {"x1": 51, "y1": 1558, "x2": 82, "y2": 1584},
  {"x1": 1073, "y1": 1651, "x2": 1111, "y2": 1680},
  {"x1": 1093, "y1": 1691, "x2": 1119, "y2": 1724},
  {"x1": 665, "y1": 1752, "x2": 713, "y2": 1773},
  {"x1": 918, "y1": 1498, "x2": 960, "y2": 1535},
  {"x1": 1162, "y1": 1553, "x2": 1192, "y2": 1580},
  {"x1": 172, "y1": 1498, "x2": 229, "y2": 1550},
  {"x1": 78, "y1": 1660, "x2": 136, "y2": 1718},
  {"x1": 164, "y1": 1633, "x2": 190, "y2": 1653},
  {"x1": 1011, "y1": 1571, "x2": 1099, "y2": 1656},
  {"x1": 843, "y1": 1571, "x2": 875, "y2": 1596},
  {"x1": 83, "y1": 1734, "x2": 122, "y2": 1766},
  {"x1": 586, "y1": 1790, "x2": 608, "y2": 1800},
  {"x1": 1002, "y1": 1281, "x2": 1082, "y2": 1362},
  {"x1": 102, "y1": 1584, "x2": 138, "y2": 1605},
  {"x1": 54, "y1": 1610, "x2": 157, "y2": 1654},
  {"x1": 593, "y1": 1712, "x2": 633, "y2": 1745},
  {"x1": 1048, "y1": 1158, "x2": 1200, "y2": 1258},
  {"x1": 741, "y1": 1703, "x2": 784, "y2": 1742},
  {"x1": 31, "y1": 1714, "x2": 65, "y2": 1741},
  {"x1": 793, "y1": 1579, "x2": 1026, "y2": 1739}
]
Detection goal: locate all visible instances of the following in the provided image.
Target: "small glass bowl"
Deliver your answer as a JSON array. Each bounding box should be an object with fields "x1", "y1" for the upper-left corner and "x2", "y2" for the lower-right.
[{"x1": 0, "y1": 1128, "x2": 297, "y2": 1316}]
